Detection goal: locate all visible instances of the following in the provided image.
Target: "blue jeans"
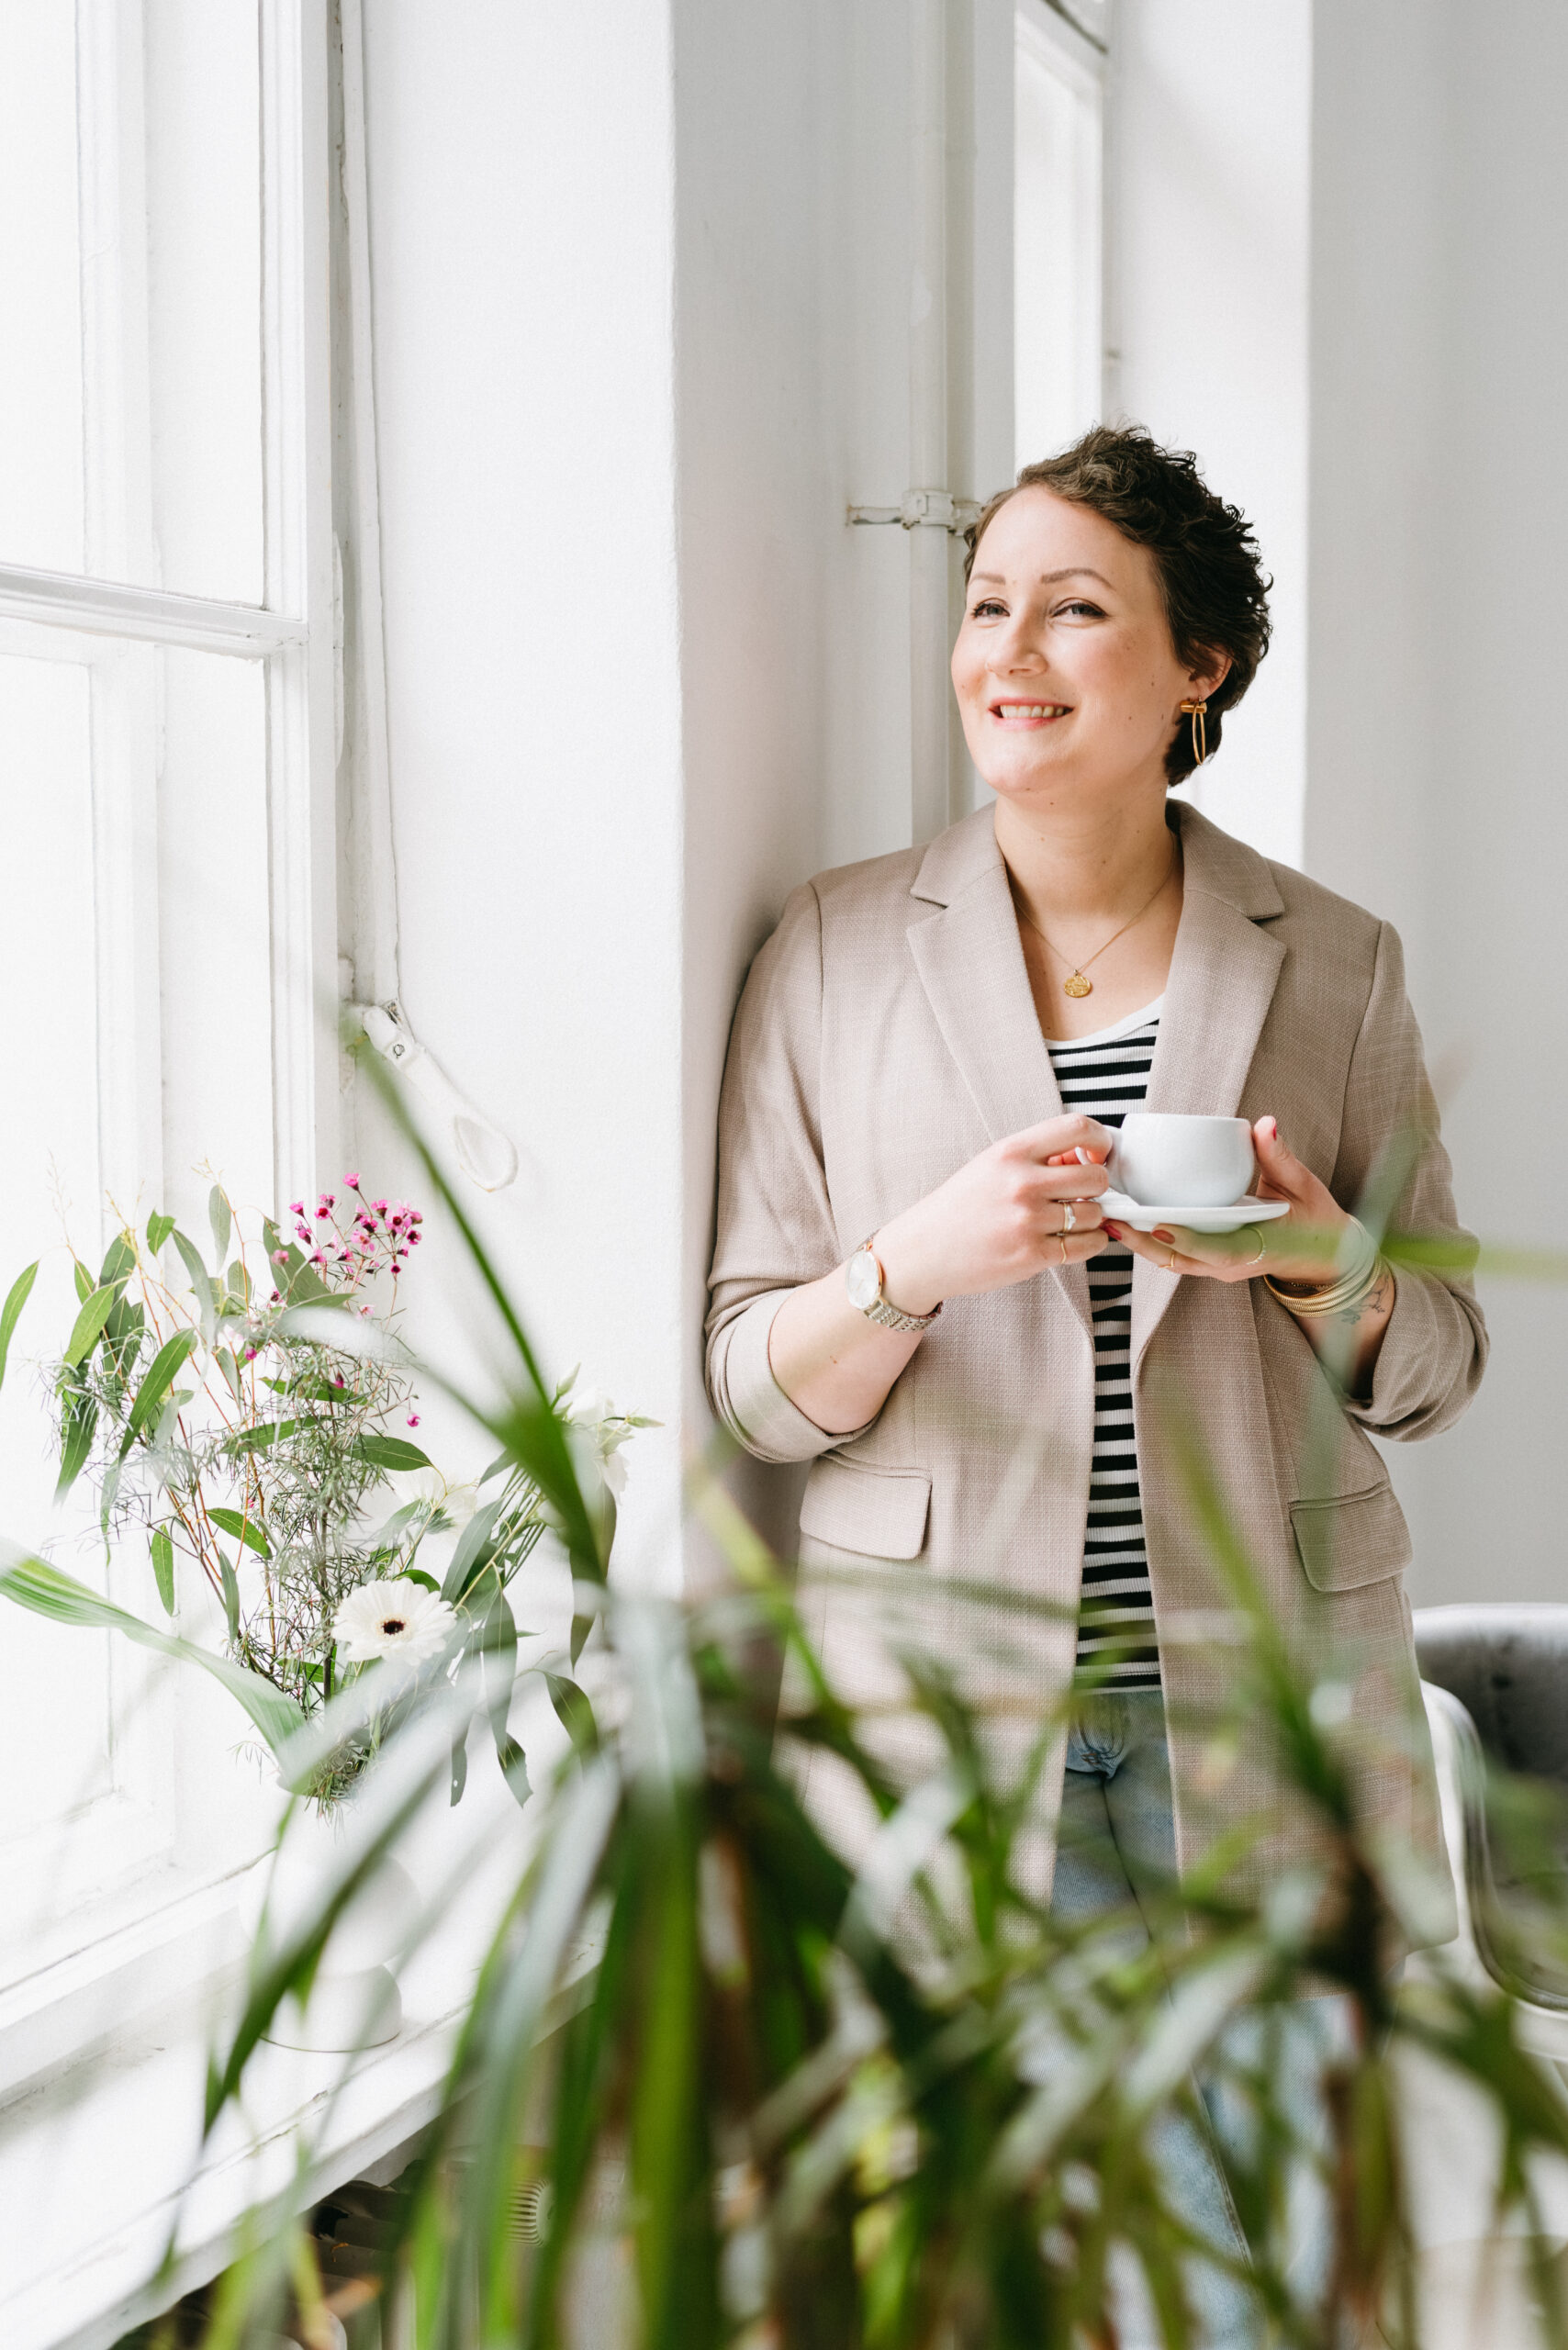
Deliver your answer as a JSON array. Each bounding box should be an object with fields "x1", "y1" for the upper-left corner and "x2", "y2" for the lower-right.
[{"x1": 1050, "y1": 1690, "x2": 1357, "y2": 2350}]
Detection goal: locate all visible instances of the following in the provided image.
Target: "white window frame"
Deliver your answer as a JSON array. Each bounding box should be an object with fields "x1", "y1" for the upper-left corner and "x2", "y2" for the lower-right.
[
  {"x1": 1014, "y1": 0, "x2": 1107, "y2": 475},
  {"x1": 0, "y1": 0, "x2": 336, "y2": 2071}
]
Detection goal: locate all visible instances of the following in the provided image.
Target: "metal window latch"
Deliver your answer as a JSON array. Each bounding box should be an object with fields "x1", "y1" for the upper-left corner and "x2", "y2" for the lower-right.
[
  {"x1": 848, "y1": 488, "x2": 983, "y2": 534},
  {"x1": 354, "y1": 1000, "x2": 521, "y2": 1192}
]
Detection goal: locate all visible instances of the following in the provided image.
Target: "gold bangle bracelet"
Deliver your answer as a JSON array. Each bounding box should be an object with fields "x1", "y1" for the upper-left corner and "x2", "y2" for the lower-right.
[{"x1": 1264, "y1": 1222, "x2": 1383, "y2": 1319}]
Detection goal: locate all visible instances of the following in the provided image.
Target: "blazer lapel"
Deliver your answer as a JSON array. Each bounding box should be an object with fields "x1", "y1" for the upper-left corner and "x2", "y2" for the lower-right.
[
  {"x1": 905, "y1": 812, "x2": 1092, "y2": 1328},
  {"x1": 906, "y1": 859, "x2": 1065, "y2": 1145},
  {"x1": 1130, "y1": 805, "x2": 1287, "y2": 1366}
]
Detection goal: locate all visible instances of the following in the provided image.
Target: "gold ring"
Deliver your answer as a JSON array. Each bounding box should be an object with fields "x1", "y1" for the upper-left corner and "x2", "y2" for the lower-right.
[
  {"x1": 1058, "y1": 1234, "x2": 1070, "y2": 1267},
  {"x1": 1165, "y1": 1248, "x2": 1178, "y2": 1272},
  {"x1": 1243, "y1": 1227, "x2": 1267, "y2": 1267},
  {"x1": 1061, "y1": 1202, "x2": 1078, "y2": 1234}
]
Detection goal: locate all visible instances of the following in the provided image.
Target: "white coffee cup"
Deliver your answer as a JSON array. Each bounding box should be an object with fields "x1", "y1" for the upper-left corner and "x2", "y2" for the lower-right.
[{"x1": 1108, "y1": 1113, "x2": 1256, "y2": 1208}]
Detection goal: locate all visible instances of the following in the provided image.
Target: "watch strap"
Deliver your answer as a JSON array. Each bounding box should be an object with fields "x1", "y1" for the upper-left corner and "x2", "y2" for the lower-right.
[{"x1": 848, "y1": 1240, "x2": 942, "y2": 1334}]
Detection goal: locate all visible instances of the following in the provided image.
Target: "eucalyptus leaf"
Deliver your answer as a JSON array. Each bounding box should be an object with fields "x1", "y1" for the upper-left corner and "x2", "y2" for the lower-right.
[
  {"x1": 72, "y1": 1260, "x2": 94, "y2": 1305},
  {"x1": 218, "y1": 1549, "x2": 241, "y2": 1644},
  {"x1": 56, "y1": 1387, "x2": 97, "y2": 1498},
  {"x1": 151, "y1": 1527, "x2": 176, "y2": 1617},
  {"x1": 227, "y1": 1419, "x2": 299, "y2": 1454},
  {"x1": 97, "y1": 1232, "x2": 137, "y2": 1292},
  {"x1": 146, "y1": 1212, "x2": 175, "y2": 1255},
  {"x1": 442, "y1": 1494, "x2": 506, "y2": 1604},
  {"x1": 208, "y1": 1506, "x2": 270, "y2": 1559},
  {"x1": 355, "y1": 1432, "x2": 431, "y2": 1473},
  {"x1": 208, "y1": 1184, "x2": 231, "y2": 1267},
  {"x1": 119, "y1": 1327, "x2": 199, "y2": 1456},
  {"x1": 0, "y1": 1261, "x2": 38, "y2": 1395},
  {"x1": 62, "y1": 1282, "x2": 121, "y2": 1369},
  {"x1": 172, "y1": 1229, "x2": 217, "y2": 1348},
  {"x1": 544, "y1": 1670, "x2": 598, "y2": 1759},
  {"x1": 0, "y1": 1550, "x2": 303, "y2": 1757},
  {"x1": 478, "y1": 1595, "x2": 529, "y2": 1808}
]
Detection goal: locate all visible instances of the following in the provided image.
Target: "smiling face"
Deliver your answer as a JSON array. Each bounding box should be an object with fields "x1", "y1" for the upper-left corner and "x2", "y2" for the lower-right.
[{"x1": 951, "y1": 487, "x2": 1229, "y2": 816}]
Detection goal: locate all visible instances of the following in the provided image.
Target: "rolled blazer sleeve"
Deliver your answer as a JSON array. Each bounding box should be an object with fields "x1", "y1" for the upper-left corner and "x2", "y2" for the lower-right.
[
  {"x1": 705, "y1": 884, "x2": 876, "y2": 1464},
  {"x1": 1329, "y1": 919, "x2": 1487, "y2": 1438}
]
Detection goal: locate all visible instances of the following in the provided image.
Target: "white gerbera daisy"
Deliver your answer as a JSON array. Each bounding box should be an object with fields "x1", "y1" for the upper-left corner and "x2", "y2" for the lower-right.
[{"x1": 333, "y1": 1577, "x2": 456, "y2": 1666}]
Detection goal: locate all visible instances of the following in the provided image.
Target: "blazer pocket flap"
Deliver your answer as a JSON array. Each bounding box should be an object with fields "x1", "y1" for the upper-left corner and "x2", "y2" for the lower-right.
[
  {"x1": 799, "y1": 1459, "x2": 932, "y2": 1561},
  {"x1": 1291, "y1": 1483, "x2": 1412, "y2": 1593}
]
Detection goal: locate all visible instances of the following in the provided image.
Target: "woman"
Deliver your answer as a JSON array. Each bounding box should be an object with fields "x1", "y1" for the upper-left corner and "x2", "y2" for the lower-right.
[{"x1": 705, "y1": 428, "x2": 1484, "y2": 2335}]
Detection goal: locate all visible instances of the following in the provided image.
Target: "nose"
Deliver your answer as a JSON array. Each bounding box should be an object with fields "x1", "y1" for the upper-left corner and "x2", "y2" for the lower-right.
[{"x1": 992, "y1": 609, "x2": 1047, "y2": 672}]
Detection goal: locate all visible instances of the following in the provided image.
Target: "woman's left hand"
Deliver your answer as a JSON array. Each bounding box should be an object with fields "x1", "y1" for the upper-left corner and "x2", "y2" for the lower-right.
[{"x1": 1103, "y1": 1116, "x2": 1355, "y2": 1286}]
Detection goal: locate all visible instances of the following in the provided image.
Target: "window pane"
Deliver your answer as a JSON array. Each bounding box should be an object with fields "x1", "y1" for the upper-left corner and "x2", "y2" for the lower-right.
[
  {"x1": 157, "y1": 648, "x2": 274, "y2": 1227},
  {"x1": 0, "y1": 651, "x2": 114, "y2": 1841},
  {"x1": 0, "y1": 0, "x2": 266, "y2": 605},
  {"x1": 143, "y1": 0, "x2": 265, "y2": 604},
  {"x1": 0, "y1": 6, "x2": 86, "y2": 573},
  {"x1": 1014, "y1": 29, "x2": 1103, "y2": 469},
  {"x1": 0, "y1": 631, "x2": 275, "y2": 1861}
]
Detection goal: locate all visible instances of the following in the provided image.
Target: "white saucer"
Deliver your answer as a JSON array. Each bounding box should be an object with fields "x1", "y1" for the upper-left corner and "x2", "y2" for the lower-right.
[{"x1": 1100, "y1": 1192, "x2": 1292, "y2": 1237}]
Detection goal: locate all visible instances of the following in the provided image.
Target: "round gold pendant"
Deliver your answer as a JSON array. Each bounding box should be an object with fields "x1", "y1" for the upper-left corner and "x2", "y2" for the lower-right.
[{"x1": 1063, "y1": 972, "x2": 1093, "y2": 999}]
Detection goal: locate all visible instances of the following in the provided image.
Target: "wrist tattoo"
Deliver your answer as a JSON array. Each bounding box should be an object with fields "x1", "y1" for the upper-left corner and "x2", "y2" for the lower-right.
[{"x1": 1330, "y1": 1272, "x2": 1393, "y2": 1326}]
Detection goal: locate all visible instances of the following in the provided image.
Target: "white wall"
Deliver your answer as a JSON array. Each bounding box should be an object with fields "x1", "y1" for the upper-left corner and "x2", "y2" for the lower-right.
[
  {"x1": 356, "y1": 2, "x2": 1011, "y2": 1587},
  {"x1": 358, "y1": 1, "x2": 689, "y2": 1590},
  {"x1": 1307, "y1": 0, "x2": 1568, "y2": 1606},
  {"x1": 1106, "y1": 0, "x2": 1312, "y2": 869}
]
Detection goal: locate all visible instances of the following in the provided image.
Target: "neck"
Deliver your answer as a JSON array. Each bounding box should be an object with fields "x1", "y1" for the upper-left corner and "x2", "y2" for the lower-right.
[{"x1": 993, "y1": 780, "x2": 1179, "y2": 930}]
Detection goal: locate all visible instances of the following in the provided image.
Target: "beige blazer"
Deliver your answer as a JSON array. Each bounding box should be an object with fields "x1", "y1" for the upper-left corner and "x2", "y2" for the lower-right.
[{"x1": 705, "y1": 802, "x2": 1484, "y2": 1916}]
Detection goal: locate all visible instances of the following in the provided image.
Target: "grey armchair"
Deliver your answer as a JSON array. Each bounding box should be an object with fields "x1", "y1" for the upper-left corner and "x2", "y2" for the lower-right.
[{"x1": 1415, "y1": 1604, "x2": 1568, "y2": 2017}]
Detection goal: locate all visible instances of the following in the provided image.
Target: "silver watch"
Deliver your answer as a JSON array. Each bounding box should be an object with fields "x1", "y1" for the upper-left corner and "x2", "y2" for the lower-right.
[{"x1": 846, "y1": 1238, "x2": 942, "y2": 1333}]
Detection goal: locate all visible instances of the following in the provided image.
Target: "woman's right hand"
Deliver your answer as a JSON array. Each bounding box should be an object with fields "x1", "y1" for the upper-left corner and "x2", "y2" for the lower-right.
[{"x1": 872, "y1": 1114, "x2": 1113, "y2": 1315}]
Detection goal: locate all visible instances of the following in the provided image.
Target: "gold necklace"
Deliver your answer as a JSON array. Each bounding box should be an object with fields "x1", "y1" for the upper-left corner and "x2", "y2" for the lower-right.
[{"x1": 1016, "y1": 855, "x2": 1178, "y2": 998}]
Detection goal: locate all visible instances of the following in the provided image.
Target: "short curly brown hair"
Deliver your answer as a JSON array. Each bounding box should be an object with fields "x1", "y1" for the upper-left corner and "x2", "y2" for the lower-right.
[{"x1": 963, "y1": 424, "x2": 1272, "y2": 784}]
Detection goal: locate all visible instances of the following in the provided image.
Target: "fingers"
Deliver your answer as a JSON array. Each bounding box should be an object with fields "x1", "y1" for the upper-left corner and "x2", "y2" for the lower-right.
[
  {"x1": 1251, "y1": 1115, "x2": 1313, "y2": 1200},
  {"x1": 1038, "y1": 1161, "x2": 1108, "y2": 1201},
  {"x1": 1103, "y1": 1220, "x2": 1251, "y2": 1282},
  {"x1": 1108, "y1": 1223, "x2": 1208, "y2": 1277},
  {"x1": 1013, "y1": 1113, "x2": 1114, "y2": 1166},
  {"x1": 1049, "y1": 1195, "x2": 1104, "y2": 1237},
  {"x1": 1046, "y1": 1227, "x2": 1110, "y2": 1268}
]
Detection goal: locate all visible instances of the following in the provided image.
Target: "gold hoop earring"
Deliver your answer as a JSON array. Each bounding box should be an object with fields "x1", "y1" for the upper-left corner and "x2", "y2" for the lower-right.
[{"x1": 1179, "y1": 699, "x2": 1209, "y2": 768}]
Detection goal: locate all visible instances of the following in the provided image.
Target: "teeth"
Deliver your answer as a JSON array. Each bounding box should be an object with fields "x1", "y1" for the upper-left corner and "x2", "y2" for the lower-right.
[{"x1": 996, "y1": 703, "x2": 1066, "y2": 718}]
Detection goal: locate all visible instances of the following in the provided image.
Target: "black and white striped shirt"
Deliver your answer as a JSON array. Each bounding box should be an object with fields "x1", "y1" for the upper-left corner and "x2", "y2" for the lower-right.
[{"x1": 1046, "y1": 1002, "x2": 1163, "y2": 1693}]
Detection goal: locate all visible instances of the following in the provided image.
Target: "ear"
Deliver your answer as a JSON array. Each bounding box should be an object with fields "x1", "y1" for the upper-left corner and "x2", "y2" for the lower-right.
[{"x1": 1186, "y1": 647, "x2": 1232, "y2": 703}]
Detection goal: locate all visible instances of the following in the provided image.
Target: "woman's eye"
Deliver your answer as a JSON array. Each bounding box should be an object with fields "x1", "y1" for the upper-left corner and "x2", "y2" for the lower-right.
[
  {"x1": 969, "y1": 598, "x2": 1007, "y2": 619},
  {"x1": 1057, "y1": 599, "x2": 1105, "y2": 620}
]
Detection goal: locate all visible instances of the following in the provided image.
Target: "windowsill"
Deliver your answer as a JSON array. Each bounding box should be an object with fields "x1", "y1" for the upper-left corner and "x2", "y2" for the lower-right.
[
  {"x1": 0, "y1": 1856, "x2": 268, "y2": 2109},
  {"x1": 0, "y1": 1773, "x2": 538, "y2": 2348},
  {"x1": 0, "y1": 1961, "x2": 466, "y2": 2350}
]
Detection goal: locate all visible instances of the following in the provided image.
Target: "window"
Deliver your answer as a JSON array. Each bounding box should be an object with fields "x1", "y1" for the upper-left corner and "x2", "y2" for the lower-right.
[
  {"x1": 0, "y1": 0, "x2": 332, "y2": 1994},
  {"x1": 1014, "y1": 0, "x2": 1105, "y2": 471}
]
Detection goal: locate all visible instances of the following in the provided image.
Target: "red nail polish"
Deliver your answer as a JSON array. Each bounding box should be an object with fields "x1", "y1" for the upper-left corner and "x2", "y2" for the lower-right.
[
  {"x1": 1103, "y1": 1223, "x2": 1122, "y2": 1240},
  {"x1": 1153, "y1": 1227, "x2": 1174, "y2": 1244}
]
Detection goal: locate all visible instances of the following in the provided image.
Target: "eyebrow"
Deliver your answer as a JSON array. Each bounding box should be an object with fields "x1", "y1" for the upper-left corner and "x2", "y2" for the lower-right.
[{"x1": 969, "y1": 566, "x2": 1115, "y2": 589}]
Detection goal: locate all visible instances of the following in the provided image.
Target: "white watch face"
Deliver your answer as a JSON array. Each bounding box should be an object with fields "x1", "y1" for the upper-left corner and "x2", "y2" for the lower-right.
[{"x1": 846, "y1": 1248, "x2": 881, "y2": 1312}]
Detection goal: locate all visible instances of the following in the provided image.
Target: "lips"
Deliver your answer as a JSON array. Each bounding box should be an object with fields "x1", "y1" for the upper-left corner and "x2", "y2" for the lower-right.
[{"x1": 989, "y1": 699, "x2": 1070, "y2": 722}]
